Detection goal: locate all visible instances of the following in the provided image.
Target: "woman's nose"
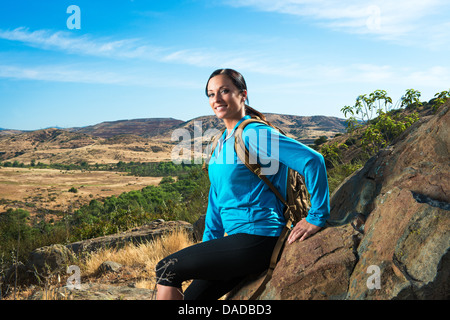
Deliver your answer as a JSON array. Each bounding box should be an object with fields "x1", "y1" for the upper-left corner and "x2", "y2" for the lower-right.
[{"x1": 212, "y1": 92, "x2": 222, "y2": 103}]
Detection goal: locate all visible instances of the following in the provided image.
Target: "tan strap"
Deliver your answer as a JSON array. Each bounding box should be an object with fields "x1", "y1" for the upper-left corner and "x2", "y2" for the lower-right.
[
  {"x1": 248, "y1": 220, "x2": 292, "y2": 300},
  {"x1": 234, "y1": 117, "x2": 296, "y2": 300},
  {"x1": 202, "y1": 128, "x2": 226, "y2": 174},
  {"x1": 234, "y1": 118, "x2": 291, "y2": 221}
]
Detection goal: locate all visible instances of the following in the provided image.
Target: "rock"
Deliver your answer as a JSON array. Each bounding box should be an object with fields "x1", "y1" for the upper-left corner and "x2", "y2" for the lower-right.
[
  {"x1": 67, "y1": 283, "x2": 156, "y2": 300},
  {"x1": 346, "y1": 187, "x2": 449, "y2": 299},
  {"x1": 28, "y1": 283, "x2": 156, "y2": 300},
  {"x1": 343, "y1": 103, "x2": 450, "y2": 300},
  {"x1": 67, "y1": 219, "x2": 193, "y2": 255},
  {"x1": 229, "y1": 102, "x2": 450, "y2": 300},
  {"x1": 227, "y1": 224, "x2": 360, "y2": 300},
  {"x1": 98, "y1": 261, "x2": 122, "y2": 274},
  {"x1": 27, "y1": 244, "x2": 76, "y2": 277}
]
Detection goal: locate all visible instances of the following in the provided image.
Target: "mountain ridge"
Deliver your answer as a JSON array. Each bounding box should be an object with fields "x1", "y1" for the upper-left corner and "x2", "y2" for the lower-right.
[{"x1": 0, "y1": 113, "x2": 347, "y2": 165}]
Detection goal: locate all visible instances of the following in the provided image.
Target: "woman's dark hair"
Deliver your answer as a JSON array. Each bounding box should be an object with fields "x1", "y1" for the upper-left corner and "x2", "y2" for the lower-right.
[{"x1": 205, "y1": 68, "x2": 267, "y2": 121}]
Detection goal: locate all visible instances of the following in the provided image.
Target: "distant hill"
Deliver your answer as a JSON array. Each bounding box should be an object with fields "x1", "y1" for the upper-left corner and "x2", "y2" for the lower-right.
[
  {"x1": 0, "y1": 114, "x2": 347, "y2": 165},
  {"x1": 0, "y1": 128, "x2": 103, "y2": 162},
  {"x1": 169, "y1": 113, "x2": 347, "y2": 145},
  {"x1": 69, "y1": 118, "x2": 184, "y2": 139},
  {"x1": 0, "y1": 128, "x2": 23, "y2": 135}
]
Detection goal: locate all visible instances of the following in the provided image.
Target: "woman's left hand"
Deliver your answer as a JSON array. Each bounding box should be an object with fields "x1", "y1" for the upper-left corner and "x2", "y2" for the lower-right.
[{"x1": 287, "y1": 219, "x2": 321, "y2": 244}]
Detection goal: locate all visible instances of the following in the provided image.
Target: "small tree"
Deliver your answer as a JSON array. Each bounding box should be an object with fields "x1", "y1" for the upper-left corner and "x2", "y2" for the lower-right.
[
  {"x1": 341, "y1": 89, "x2": 393, "y2": 131},
  {"x1": 433, "y1": 89, "x2": 450, "y2": 112},
  {"x1": 401, "y1": 89, "x2": 422, "y2": 109},
  {"x1": 341, "y1": 89, "x2": 421, "y2": 156}
]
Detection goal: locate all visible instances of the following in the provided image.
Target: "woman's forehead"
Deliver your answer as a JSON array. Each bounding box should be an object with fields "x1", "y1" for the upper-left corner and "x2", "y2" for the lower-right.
[{"x1": 207, "y1": 74, "x2": 234, "y2": 91}]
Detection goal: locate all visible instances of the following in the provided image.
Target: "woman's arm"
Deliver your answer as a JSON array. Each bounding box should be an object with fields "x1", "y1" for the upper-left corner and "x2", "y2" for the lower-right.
[
  {"x1": 244, "y1": 123, "x2": 330, "y2": 239},
  {"x1": 202, "y1": 184, "x2": 225, "y2": 242}
]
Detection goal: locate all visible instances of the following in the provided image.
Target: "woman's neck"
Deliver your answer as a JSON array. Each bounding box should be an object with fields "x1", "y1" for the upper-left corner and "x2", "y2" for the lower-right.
[
  {"x1": 222, "y1": 110, "x2": 246, "y2": 132},
  {"x1": 223, "y1": 119, "x2": 240, "y2": 132}
]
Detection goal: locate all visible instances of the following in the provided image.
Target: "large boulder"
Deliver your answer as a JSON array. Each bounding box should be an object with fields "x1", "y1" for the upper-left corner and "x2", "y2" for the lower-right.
[
  {"x1": 228, "y1": 103, "x2": 450, "y2": 300},
  {"x1": 227, "y1": 224, "x2": 360, "y2": 300}
]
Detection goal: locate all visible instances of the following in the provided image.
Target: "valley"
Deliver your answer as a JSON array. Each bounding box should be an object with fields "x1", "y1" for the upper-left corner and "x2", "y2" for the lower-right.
[
  {"x1": 0, "y1": 113, "x2": 347, "y2": 218},
  {"x1": 0, "y1": 166, "x2": 162, "y2": 220}
]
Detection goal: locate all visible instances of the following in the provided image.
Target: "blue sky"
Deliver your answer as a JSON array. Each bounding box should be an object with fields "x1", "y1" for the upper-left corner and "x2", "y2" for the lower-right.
[{"x1": 1, "y1": 0, "x2": 449, "y2": 130}]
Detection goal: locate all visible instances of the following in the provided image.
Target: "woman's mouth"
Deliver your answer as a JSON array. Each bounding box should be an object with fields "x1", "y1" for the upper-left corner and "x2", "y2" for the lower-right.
[{"x1": 215, "y1": 105, "x2": 227, "y2": 112}]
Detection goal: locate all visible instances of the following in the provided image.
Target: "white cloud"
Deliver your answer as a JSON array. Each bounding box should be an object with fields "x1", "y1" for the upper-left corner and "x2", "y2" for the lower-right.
[
  {"x1": 0, "y1": 27, "x2": 309, "y2": 78},
  {"x1": 1, "y1": 26, "x2": 447, "y2": 91},
  {"x1": 0, "y1": 63, "x2": 201, "y2": 89},
  {"x1": 223, "y1": 0, "x2": 450, "y2": 47},
  {"x1": 252, "y1": 63, "x2": 449, "y2": 96},
  {"x1": 0, "y1": 27, "x2": 164, "y2": 59},
  {"x1": 0, "y1": 64, "x2": 131, "y2": 85}
]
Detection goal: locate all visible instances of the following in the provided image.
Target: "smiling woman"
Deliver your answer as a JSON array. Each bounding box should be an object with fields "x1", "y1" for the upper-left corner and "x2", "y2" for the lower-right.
[{"x1": 155, "y1": 68, "x2": 330, "y2": 300}]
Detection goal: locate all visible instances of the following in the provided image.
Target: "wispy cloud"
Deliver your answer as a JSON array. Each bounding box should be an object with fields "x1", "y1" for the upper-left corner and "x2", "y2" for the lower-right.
[
  {"x1": 0, "y1": 64, "x2": 130, "y2": 85},
  {"x1": 0, "y1": 63, "x2": 202, "y2": 89},
  {"x1": 253, "y1": 63, "x2": 449, "y2": 95},
  {"x1": 223, "y1": 0, "x2": 450, "y2": 48},
  {"x1": 1, "y1": 26, "x2": 448, "y2": 90},
  {"x1": 0, "y1": 27, "x2": 165, "y2": 59},
  {"x1": 0, "y1": 27, "x2": 309, "y2": 78}
]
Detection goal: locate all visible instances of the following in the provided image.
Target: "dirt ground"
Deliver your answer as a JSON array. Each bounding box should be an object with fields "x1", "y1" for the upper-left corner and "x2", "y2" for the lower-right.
[{"x1": 0, "y1": 167, "x2": 162, "y2": 219}]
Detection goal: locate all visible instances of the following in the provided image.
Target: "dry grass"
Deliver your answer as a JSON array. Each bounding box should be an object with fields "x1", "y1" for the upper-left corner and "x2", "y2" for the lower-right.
[
  {"x1": 2, "y1": 228, "x2": 195, "y2": 300},
  {"x1": 81, "y1": 228, "x2": 196, "y2": 291}
]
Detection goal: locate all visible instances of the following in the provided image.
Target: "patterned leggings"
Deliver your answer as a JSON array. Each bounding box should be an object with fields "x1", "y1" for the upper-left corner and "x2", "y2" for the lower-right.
[{"x1": 155, "y1": 233, "x2": 278, "y2": 300}]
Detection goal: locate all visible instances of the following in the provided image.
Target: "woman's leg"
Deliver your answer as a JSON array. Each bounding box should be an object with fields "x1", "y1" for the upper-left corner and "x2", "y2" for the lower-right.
[
  {"x1": 155, "y1": 284, "x2": 183, "y2": 300},
  {"x1": 183, "y1": 278, "x2": 244, "y2": 300},
  {"x1": 155, "y1": 233, "x2": 278, "y2": 300}
]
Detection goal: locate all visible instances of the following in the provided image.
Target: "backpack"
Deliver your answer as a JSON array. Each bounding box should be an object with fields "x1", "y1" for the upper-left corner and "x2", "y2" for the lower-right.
[{"x1": 203, "y1": 116, "x2": 310, "y2": 299}]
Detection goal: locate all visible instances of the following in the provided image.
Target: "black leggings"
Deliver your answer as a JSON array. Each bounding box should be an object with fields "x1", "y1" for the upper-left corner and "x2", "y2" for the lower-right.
[{"x1": 155, "y1": 233, "x2": 278, "y2": 300}]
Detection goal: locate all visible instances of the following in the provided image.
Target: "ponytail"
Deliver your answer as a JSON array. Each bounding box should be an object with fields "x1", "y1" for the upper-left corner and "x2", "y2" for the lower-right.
[
  {"x1": 245, "y1": 104, "x2": 274, "y2": 128},
  {"x1": 245, "y1": 105, "x2": 265, "y2": 120}
]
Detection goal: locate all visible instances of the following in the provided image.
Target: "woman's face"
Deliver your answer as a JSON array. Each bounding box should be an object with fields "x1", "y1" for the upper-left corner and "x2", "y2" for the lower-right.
[{"x1": 207, "y1": 74, "x2": 247, "y2": 124}]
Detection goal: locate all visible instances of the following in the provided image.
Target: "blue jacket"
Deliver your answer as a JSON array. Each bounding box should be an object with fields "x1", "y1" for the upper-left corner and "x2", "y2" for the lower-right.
[{"x1": 203, "y1": 115, "x2": 330, "y2": 242}]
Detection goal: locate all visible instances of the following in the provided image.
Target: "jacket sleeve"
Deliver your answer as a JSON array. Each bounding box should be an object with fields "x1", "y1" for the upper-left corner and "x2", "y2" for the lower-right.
[
  {"x1": 244, "y1": 123, "x2": 330, "y2": 227},
  {"x1": 202, "y1": 184, "x2": 224, "y2": 241}
]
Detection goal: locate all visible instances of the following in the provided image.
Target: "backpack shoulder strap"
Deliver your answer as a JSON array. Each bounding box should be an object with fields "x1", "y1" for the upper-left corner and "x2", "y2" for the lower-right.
[
  {"x1": 234, "y1": 117, "x2": 296, "y2": 300},
  {"x1": 234, "y1": 117, "x2": 290, "y2": 211},
  {"x1": 202, "y1": 128, "x2": 226, "y2": 174}
]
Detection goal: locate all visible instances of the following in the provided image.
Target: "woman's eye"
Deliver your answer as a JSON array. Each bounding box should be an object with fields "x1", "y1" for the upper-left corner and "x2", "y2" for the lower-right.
[{"x1": 221, "y1": 89, "x2": 229, "y2": 94}]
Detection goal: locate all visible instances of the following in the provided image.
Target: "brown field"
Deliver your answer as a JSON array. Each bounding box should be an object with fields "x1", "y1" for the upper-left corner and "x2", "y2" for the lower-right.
[{"x1": 0, "y1": 167, "x2": 162, "y2": 220}]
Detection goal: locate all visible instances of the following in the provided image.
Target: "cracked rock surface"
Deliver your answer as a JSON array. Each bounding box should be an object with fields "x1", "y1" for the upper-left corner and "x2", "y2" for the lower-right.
[{"x1": 228, "y1": 103, "x2": 450, "y2": 300}]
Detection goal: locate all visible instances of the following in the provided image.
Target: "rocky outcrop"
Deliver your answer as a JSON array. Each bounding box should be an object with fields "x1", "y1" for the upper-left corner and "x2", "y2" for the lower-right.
[
  {"x1": 228, "y1": 224, "x2": 359, "y2": 300},
  {"x1": 228, "y1": 103, "x2": 450, "y2": 300},
  {"x1": 27, "y1": 244, "x2": 77, "y2": 276},
  {"x1": 28, "y1": 283, "x2": 156, "y2": 300},
  {"x1": 66, "y1": 219, "x2": 193, "y2": 255}
]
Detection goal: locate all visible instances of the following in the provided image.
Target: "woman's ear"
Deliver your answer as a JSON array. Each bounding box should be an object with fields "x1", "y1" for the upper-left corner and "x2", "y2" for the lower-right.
[{"x1": 241, "y1": 90, "x2": 247, "y2": 103}]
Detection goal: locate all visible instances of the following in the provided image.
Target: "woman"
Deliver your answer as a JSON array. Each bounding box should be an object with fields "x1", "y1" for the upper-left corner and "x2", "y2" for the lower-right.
[{"x1": 155, "y1": 68, "x2": 330, "y2": 300}]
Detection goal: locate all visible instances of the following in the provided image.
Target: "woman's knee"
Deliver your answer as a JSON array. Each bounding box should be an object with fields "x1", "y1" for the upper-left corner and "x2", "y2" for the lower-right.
[{"x1": 155, "y1": 257, "x2": 180, "y2": 287}]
